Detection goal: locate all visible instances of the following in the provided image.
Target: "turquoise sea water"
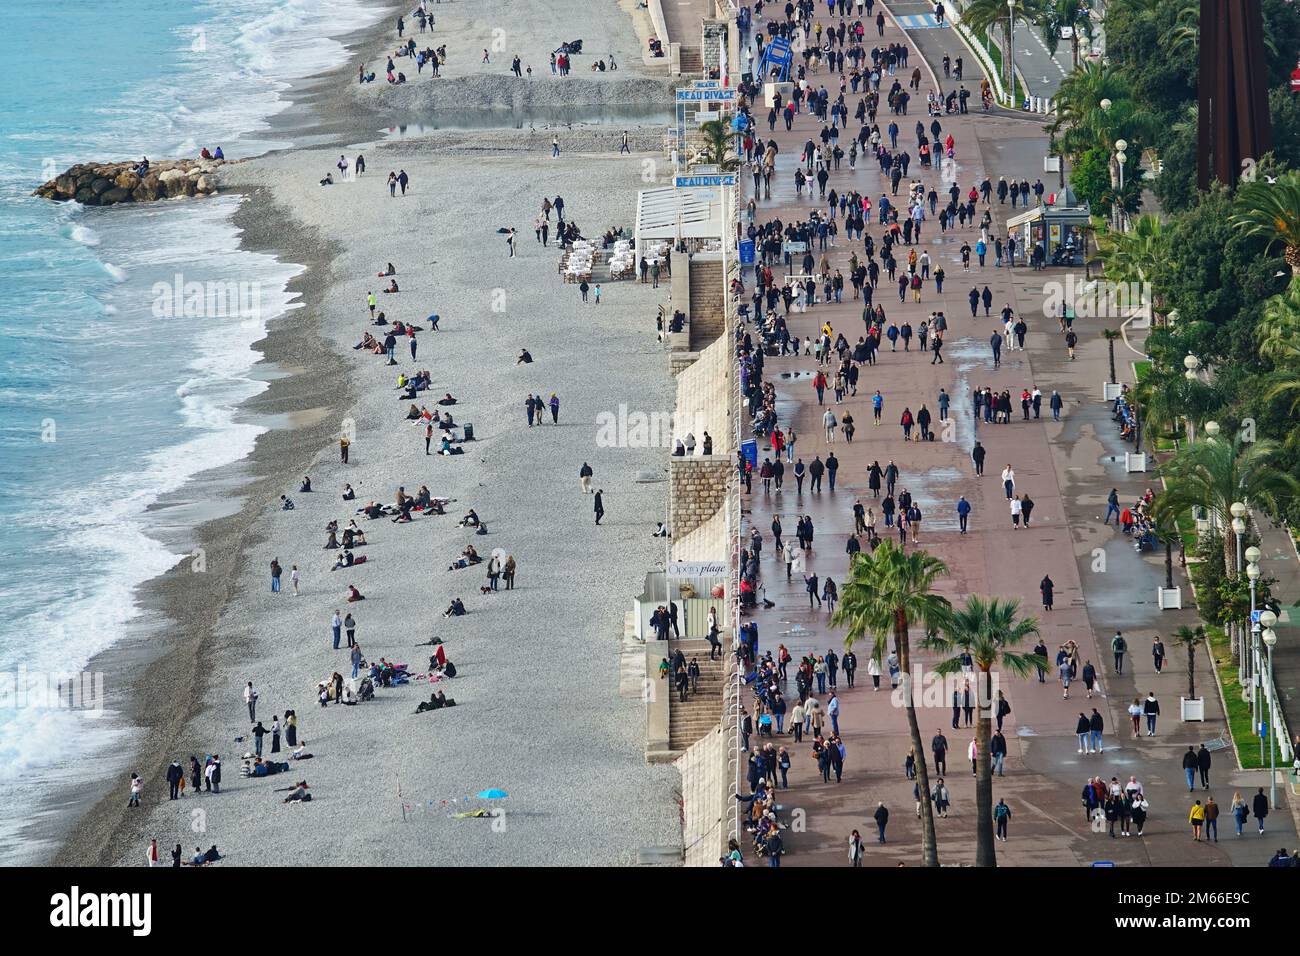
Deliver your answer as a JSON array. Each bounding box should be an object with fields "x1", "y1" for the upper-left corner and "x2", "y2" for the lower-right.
[{"x1": 0, "y1": 0, "x2": 381, "y2": 860}]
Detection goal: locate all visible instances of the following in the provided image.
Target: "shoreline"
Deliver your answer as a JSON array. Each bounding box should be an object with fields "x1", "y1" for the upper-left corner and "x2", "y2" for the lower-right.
[{"x1": 54, "y1": 0, "x2": 681, "y2": 866}]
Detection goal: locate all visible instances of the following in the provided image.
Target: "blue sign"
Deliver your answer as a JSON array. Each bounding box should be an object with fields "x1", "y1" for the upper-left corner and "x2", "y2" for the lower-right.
[
  {"x1": 1090, "y1": 861, "x2": 1116, "y2": 868},
  {"x1": 1252, "y1": 610, "x2": 1263, "y2": 623},
  {"x1": 675, "y1": 88, "x2": 737, "y2": 102},
  {"x1": 674, "y1": 174, "x2": 737, "y2": 188},
  {"x1": 741, "y1": 439, "x2": 758, "y2": 468},
  {"x1": 739, "y1": 239, "x2": 755, "y2": 265}
]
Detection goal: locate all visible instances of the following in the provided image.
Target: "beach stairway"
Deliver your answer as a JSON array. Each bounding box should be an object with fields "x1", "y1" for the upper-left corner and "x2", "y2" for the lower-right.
[
  {"x1": 688, "y1": 259, "x2": 725, "y2": 351},
  {"x1": 679, "y1": 47, "x2": 704, "y2": 75},
  {"x1": 667, "y1": 638, "x2": 726, "y2": 751}
]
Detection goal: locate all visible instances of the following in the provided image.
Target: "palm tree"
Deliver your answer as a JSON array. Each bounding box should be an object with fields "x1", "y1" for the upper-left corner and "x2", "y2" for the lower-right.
[
  {"x1": 962, "y1": 0, "x2": 1043, "y2": 93},
  {"x1": 1232, "y1": 172, "x2": 1300, "y2": 276},
  {"x1": 696, "y1": 118, "x2": 739, "y2": 171},
  {"x1": 1155, "y1": 434, "x2": 1300, "y2": 658},
  {"x1": 1171, "y1": 624, "x2": 1206, "y2": 700},
  {"x1": 1102, "y1": 328, "x2": 1121, "y2": 383},
  {"x1": 1037, "y1": 0, "x2": 1092, "y2": 67},
  {"x1": 1258, "y1": 276, "x2": 1300, "y2": 364},
  {"x1": 832, "y1": 542, "x2": 952, "y2": 867},
  {"x1": 1096, "y1": 213, "x2": 1170, "y2": 295},
  {"x1": 1047, "y1": 61, "x2": 1161, "y2": 163},
  {"x1": 1132, "y1": 364, "x2": 1220, "y2": 446},
  {"x1": 923, "y1": 597, "x2": 1042, "y2": 867}
]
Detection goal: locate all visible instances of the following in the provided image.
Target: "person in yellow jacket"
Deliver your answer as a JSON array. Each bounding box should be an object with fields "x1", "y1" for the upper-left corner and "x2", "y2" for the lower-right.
[{"x1": 1188, "y1": 800, "x2": 1206, "y2": 841}]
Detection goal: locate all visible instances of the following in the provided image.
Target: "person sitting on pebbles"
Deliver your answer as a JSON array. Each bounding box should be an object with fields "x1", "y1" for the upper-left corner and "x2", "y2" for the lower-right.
[
  {"x1": 443, "y1": 598, "x2": 466, "y2": 618},
  {"x1": 448, "y1": 545, "x2": 482, "y2": 570},
  {"x1": 382, "y1": 279, "x2": 399, "y2": 293},
  {"x1": 342, "y1": 483, "x2": 356, "y2": 500},
  {"x1": 282, "y1": 781, "x2": 311, "y2": 803},
  {"x1": 437, "y1": 393, "x2": 458, "y2": 406},
  {"x1": 299, "y1": 476, "x2": 312, "y2": 493},
  {"x1": 346, "y1": 585, "x2": 365, "y2": 602},
  {"x1": 516, "y1": 349, "x2": 533, "y2": 365},
  {"x1": 458, "y1": 510, "x2": 481, "y2": 528}
]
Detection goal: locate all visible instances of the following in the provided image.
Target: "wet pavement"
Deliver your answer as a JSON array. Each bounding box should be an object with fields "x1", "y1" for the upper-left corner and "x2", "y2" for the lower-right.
[{"x1": 733, "y1": 2, "x2": 1294, "y2": 866}]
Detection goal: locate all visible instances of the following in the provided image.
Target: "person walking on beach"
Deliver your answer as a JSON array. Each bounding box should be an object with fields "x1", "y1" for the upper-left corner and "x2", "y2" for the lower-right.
[
  {"x1": 340, "y1": 435, "x2": 350, "y2": 463},
  {"x1": 507, "y1": 228, "x2": 517, "y2": 257},
  {"x1": 552, "y1": 135, "x2": 560, "y2": 158},
  {"x1": 344, "y1": 612, "x2": 356, "y2": 647},
  {"x1": 397, "y1": 169, "x2": 409, "y2": 195},
  {"x1": 332, "y1": 609, "x2": 343, "y2": 650},
  {"x1": 166, "y1": 760, "x2": 183, "y2": 800},
  {"x1": 252, "y1": 721, "x2": 267, "y2": 758},
  {"x1": 351, "y1": 643, "x2": 363, "y2": 679},
  {"x1": 579, "y1": 462, "x2": 593, "y2": 493},
  {"x1": 594, "y1": 489, "x2": 605, "y2": 525},
  {"x1": 290, "y1": 564, "x2": 300, "y2": 595},
  {"x1": 244, "y1": 681, "x2": 258, "y2": 721},
  {"x1": 270, "y1": 558, "x2": 282, "y2": 593},
  {"x1": 387, "y1": 172, "x2": 397, "y2": 197},
  {"x1": 128, "y1": 772, "x2": 143, "y2": 807}
]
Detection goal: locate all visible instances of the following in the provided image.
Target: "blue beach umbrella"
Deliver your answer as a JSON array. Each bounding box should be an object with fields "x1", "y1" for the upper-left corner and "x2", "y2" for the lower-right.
[{"x1": 476, "y1": 788, "x2": 509, "y2": 799}]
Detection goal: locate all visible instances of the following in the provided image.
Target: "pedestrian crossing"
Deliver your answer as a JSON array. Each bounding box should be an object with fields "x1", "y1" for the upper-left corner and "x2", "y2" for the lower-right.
[{"x1": 897, "y1": 13, "x2": 947, "y2": 29}]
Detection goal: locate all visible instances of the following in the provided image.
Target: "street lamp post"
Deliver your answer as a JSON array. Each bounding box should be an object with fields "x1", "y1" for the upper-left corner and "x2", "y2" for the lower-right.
[
  {"x1": 1231, "y1": 502, "x2": 1247, "y2": 672},
  {"x1": 1260, "y1": 609, "x2": 1278, "y2": 809},
  {"x1": 1114, "y1": 138, "x2": 1128, "y2": 233},
  {"x1": 1245, "y1": 544, "x2": 1261, "y2": 695},
  {"x1": 1007, "y1": 0, "x2": 1017, "y2": 108},
  {"x1": 1246, "y1": 558, "x2": 1261, "y2": 757}
]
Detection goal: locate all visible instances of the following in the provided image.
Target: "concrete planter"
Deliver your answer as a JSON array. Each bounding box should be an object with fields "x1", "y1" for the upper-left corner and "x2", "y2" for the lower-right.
[
  {"x1": 1125, "y1": 451, "x2": 1147, "y2": 472},
  {"x1": 1180, "y1": 696, "x2": 1206, "y2": 722},
  {"x1": 1103, "y1": 382, "x2": 1124, "y2": 400},
  {"x1": 1157, "y1": 586, "x2": 1182, "y2": 610}
]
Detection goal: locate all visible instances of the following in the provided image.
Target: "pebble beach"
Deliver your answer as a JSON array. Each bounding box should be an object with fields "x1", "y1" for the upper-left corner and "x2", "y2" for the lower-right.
[{"x1": 56, "y1": 0, "x2": 684, "y2": 867}]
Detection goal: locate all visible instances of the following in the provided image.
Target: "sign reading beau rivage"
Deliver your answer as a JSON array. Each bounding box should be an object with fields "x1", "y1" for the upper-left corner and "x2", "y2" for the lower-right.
[{"x1": 668, "y1": 561, "x2": 729, "y2": 578}]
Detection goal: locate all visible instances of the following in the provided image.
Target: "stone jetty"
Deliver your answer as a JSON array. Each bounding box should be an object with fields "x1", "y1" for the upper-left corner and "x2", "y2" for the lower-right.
[{"x1": 34, "y1": 158, "x2": 225, "y2": 205}]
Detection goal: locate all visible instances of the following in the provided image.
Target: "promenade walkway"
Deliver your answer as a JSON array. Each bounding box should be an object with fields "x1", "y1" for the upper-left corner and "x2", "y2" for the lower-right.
[{"x1": 732, "y1": 0, "x2": 1294, "y2": 865}]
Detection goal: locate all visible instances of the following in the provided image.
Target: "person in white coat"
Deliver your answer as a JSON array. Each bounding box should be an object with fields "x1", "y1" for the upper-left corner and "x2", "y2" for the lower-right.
[{"x1": 867, "y1": 655, "x2": 882, "y2": 690}]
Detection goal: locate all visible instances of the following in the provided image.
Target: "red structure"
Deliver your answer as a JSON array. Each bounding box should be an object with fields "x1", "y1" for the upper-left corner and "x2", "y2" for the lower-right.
[{"x1": 1197, "y1": 0, "x2": 1273, "y2": 189}]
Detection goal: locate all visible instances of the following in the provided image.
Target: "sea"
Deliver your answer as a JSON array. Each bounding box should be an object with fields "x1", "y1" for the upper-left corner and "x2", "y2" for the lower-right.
[{"x1": 0, "y1": 0, "x2": 383, "y2": 862}]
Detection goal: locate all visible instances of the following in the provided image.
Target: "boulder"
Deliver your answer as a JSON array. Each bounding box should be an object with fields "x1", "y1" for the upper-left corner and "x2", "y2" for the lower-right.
[{"x1": 35, "y1": 157, "x2": 227, "y2": 205}]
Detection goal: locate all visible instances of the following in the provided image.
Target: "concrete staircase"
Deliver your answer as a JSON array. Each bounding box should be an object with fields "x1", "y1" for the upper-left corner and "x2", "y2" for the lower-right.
[
  {"x1": 688, "y1": 259, "x2": 725, "y2": 351},
  {"x1": 679, "y1": 47, "x2": 704, "y2": 74},
  {"x1": 667, "y1": 638, "x2": 725, "y2": 751}
]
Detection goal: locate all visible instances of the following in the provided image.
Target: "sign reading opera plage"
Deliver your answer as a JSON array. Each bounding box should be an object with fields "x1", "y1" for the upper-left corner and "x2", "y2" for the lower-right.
[{"x1": 667, "y1": 561, "x2": 730, "y2": 578}]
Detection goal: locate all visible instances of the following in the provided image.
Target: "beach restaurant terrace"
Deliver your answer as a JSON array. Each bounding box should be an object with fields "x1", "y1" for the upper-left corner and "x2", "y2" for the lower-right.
[{"x1": 634, "y1": 184, "x2": 726, "y2": 266}]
